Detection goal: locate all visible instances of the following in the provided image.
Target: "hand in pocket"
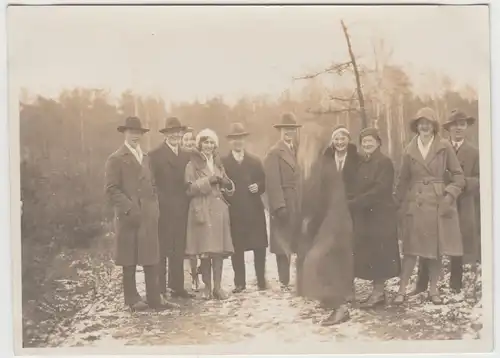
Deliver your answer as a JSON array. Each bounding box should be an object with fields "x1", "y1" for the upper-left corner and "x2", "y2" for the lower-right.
[
  {"x1": 438, "y1": 195, "x2": 454, "y2": 218},
  {"x1": 123, "y1": 205, "x2": 141, "y2": 225}
]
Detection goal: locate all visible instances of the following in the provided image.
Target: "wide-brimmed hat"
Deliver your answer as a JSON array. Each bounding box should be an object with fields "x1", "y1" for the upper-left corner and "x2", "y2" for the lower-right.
[
  {"x1": 442, "y1": 109, "x2": 476, "y2": 131},
  {"x1": 410, "y1": 107, "x2": 440, "y2": 133},
  {"x1": 159, "y1": 117, "x2": 187, "y2": 133},
  {"x1": 273, "y1": 112, "x2": 302, "y2": 129},
  {"x1": 359, "y1": 127, "x2": 382, "y2": 144},
  {"x1": 227, "y1": 122, "x2": 250, "y2": 138},
  {"x1": 117, "y1": 116, "x2": 149, "y2": 133}
]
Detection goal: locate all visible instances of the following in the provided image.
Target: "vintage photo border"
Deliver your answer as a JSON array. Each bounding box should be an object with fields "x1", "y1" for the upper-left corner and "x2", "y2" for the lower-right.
[{"x1": 4, "y1": 0, "x2": 497, "y2": 356}]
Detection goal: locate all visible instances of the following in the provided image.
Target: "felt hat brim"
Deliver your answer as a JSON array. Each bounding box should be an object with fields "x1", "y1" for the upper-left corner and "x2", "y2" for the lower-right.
[
  {"x1": 159, "y1": 126, "x2": 187, "y2": 133},
  {"x1": 227, "y1": 132, "x2": 250, "y2": 138},
  {"x1": 442, "y1": 116, "x2": 476, "y2": 131},
  {"x1": 117, "y1": 126, "x2": 149, "y2": 133},
  {"x1": 273, "y1": 124, "x2": 302, "y2": 129},
  {"x1": 409, "y1": 117, "x2": 440, "y2": 134}
]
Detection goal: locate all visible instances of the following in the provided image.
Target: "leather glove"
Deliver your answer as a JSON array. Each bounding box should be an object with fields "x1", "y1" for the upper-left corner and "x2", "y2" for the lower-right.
[
  {"x1": 208, "y1": 175, "x2": 219, "y2": 185},
  {"x1": 220, "y1": 177, "x2": 232, "y2": 188}
]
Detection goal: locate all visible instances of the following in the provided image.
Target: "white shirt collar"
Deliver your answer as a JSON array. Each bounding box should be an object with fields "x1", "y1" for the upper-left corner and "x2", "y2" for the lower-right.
[
  {"x1": 417, "y1": 135, "x2": 434, "y2": 160},
  {"x1": 203, "y1": 153, "x2": 215, "y2": 174},
  {"x1": 125, "y1": 141, "x2": 143, "y2": 164},
  {"x1": 451, "y1": 138, "x2": 464, "y2": 150},
  {"x1": 165, "y1": 140, "x2": 179, "y2": 155},
  {"x1": 334, "y1": 150, "x2": 347, "y2": 171}
]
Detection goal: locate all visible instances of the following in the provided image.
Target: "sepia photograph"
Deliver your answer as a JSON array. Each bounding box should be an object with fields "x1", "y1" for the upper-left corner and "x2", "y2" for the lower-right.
[{"x1": 7, "y1": 2, "x2": 493, "y2": 355}]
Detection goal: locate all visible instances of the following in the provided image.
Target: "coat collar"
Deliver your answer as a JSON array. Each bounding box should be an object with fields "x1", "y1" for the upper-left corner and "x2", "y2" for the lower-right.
[
  {"x1": 190, "y1": 150, "x2": 223, "y2": 173},
  {"x1": 276, "y1": 140, "x2": 296, "y2": 170},
  {"x1": 116, "y1": 144, "x2": 148, "y2": 168},
  {"x1": 360, "y1": 147, "x2": 382, "y2": 163},
  {"x1": 453, "y1": 138, "x2": 471, "y2": 154},
  {"x1": 161, "y1": 141, "x2": 183, "y2": 166},
  {"x1": 407, "y1": 135, "x2": 447, "y2": 173}
]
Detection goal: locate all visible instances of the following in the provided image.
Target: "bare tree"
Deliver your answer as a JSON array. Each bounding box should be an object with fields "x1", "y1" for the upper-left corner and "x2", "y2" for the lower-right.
[
  {"x1": 293, "y1": 20, "x2": 368, "y2": 128},
  {"x1": 340, "y1": 20, "x2": 368, "y2": 128}
]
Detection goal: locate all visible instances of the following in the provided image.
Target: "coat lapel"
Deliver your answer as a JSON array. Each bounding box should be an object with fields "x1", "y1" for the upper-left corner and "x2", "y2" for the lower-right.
[
  {"x1": 277, "y1": 141, "x2": 296, "y2": 171},
  {"x1": 425, "y1": 136, "x2": 447, "y2": 166},
  {"x1": 162, "y1": 142, "x2": 181, "y2": 167},
  {"x1": 406, "y1": 136, "x2": 432, "y2": 174},
  {"x1": 118, "y1": 145, "x2": 142, "y2": 169},
  {"x1": 407, "y1": 136, "x2": 446, "y2": 175}
]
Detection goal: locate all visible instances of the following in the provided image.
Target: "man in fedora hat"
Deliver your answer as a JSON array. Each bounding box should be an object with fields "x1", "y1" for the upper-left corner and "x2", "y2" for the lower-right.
[
  {"x1": 264, "y1": 112, "x2": 302, "y2": 291},
  {"x1": 222, "y1": 123, "x2": 269, "y2": 293},
  {"x1": 149, "y1": 117, "x2": 195, "y2": 300},
  {"x1": 105, "y1": 116, "x2": 169, "y2": 311},
  {"x1": 413, "y1": 109, "x2": 480, "y2": 297}
]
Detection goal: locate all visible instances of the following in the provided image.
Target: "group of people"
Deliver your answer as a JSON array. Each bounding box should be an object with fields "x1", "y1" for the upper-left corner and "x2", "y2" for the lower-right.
[{"x1": 104, "y1": 106, "x2": 480, "y2": 327}]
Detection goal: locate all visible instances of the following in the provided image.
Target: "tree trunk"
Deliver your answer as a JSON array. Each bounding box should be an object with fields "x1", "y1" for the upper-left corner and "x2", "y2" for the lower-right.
[
  {"x1": 341, "y1": 20, "x2": 368, "y2": 129},
  {"x1": 386, "y1": 99, "x2": 393, "y2": 157},
  {"x1": 374, "y1": 100, "x2": 380, "y2": 130},
  {"x1": 399, "y1": 95, "x2": 406, "y2": 146}
]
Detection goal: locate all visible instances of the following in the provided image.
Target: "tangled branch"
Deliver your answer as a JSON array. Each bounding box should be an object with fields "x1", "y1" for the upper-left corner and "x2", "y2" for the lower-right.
[
  {"x1": 293, "y1": 61, "x2": 352, "y2": 81},
  {"x1": 306, "y1": 107, "x2": 359, "y2": 116}
]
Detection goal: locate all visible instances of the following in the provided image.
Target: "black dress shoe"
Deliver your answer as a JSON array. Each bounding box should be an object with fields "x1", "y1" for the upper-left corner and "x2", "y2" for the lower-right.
[
  {"x1": 160, "y1": 296, "x2": 181, "y2": 309},
  {"x1": 360, "y1": 293, "x2": 385, "y2": 309},
  {"x1": 213, "y1": 289, "x2": 228, "y2": 300},
  {"x1": 150, "y1": 302, "x2": 174, "y2": 312},
  {"x1": 408, "y1": 287, "x2": 427, "y2": 296},
  {"x1": 232, "y1": 286, "x2": 246, "y2": 294},
  {"x1": 257, "y1": 282, "x2": 268, "y2": 291},
  {"x1": 171, "y1": 290, "x2": 196, "y2": 299},
  {"x1": 128, "y1": 301, "x2": 149, "y2": 312}
]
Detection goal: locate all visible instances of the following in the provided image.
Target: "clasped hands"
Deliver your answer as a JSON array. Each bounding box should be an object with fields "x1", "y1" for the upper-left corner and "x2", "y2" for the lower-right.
[{"x1": 208, "y1": 175, "x2": 232, "y2": 188}]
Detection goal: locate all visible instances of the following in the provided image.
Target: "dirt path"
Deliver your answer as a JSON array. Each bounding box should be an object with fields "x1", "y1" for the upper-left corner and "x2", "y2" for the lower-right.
[{"x1": 47, "y1": 250, "x2": 482, "y2": 348}]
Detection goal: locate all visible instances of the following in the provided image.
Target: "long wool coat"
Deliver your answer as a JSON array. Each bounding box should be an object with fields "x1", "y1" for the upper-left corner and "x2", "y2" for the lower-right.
[
  {"x1": 350, "y1": 148, "x2": 401, "y2": 281},
  {"x1": 105, "y1": 145, "x2": 160, "y2": 266},
  {"x1": 222, "y1": 152, "x2": 268, "y2": 252},
  {"x1": 453, "y1": 140, "x2": 480, "y2": 263},
  {"x1": 395, "y1": 135, "x2": 465, "y2": 259},
  {"x1": 149, "y1": 143, "x2": 190, "y2": 258},
  {"x1": 340, "y1": 143, "x2": 360, "y2": 201},
  {"x1": 264, "y1": 140, "x2": 301, "y2": 255},
  {"x1": 184, "y1": 151, "x2": 235, "y2": 257},
  {"x1": 298, "y1": 145, "x2": 354, "y2": 307}
]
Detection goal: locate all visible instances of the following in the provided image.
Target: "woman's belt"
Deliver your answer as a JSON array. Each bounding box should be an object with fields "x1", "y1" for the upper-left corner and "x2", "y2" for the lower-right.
[{"x1": 413, "y1": 178, "x2": 445, "y2": 185}]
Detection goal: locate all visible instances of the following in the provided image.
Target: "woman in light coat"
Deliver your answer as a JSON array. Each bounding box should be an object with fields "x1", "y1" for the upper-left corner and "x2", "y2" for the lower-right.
[
  {"x1": 393, "y1": 107, "x2": 465, "y2": 305},
  {"x1": 185, "y1": 129, "x2": 235, "y2": 300}
]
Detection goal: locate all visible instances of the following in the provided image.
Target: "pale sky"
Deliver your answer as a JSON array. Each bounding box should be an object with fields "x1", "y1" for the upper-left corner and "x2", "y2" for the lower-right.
[{"x1": 7, "y1": 5, "x2": 489, "y2": 103}]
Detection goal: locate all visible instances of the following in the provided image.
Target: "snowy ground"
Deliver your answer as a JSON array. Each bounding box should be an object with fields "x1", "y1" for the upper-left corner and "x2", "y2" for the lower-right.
[{"x1": 34, "y1": 247, "x2": 483, "y2": 348}]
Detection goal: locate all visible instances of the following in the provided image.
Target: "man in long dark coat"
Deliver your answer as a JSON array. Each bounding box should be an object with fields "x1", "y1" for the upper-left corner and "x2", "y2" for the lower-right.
[
  {"x1": 149, "y1": 117, "x2": 194, "y2": 299},
  {"x1": 414, "y1": 109, "x2": 480, "y2": 295},
  {"x1": 264, "y1": 113, "x2": 302, "y2": 291},
  {"x1": 105, "y1": 116, "x2": 169, "y2": 311},
  {"x1": 222, "y1": 123, "x2": 268, "y2": 292}
]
